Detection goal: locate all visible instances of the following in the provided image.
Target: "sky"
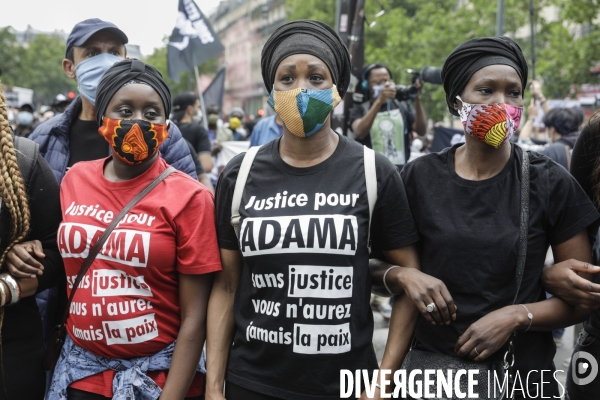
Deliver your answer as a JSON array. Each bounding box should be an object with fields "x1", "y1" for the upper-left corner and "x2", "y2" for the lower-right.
[{"x1": 2, "y1": 0, "x2": 222, "y2": 55}]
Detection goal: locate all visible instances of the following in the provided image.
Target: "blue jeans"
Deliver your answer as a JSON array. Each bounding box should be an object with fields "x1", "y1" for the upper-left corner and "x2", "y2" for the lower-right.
[{"x1": 565, "y1": 329, "x2": 600, "y2": 400}]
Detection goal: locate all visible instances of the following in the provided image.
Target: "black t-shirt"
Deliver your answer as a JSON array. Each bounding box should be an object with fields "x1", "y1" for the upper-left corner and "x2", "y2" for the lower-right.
[
  {"x1": 570, "y1": 117, "x2": 600, "y2": 337},
  {"x1": 1, "y1": 151, "x2": 62, "y2": 399},
  {"x1": 401, "y1": 143, "x2": 599, "y2": 396},
  {"x1": 541, "y1": 142, "x2": 571, "y2": 170},
  {"x1": 184, "y1": 139, "x2": 205, "y2": 175},
  {"x1": 348, "y1": 100, "x2": 415, "y2": 166},
  {"x1": 68, "y1": 119, "x2": 109, "y2": 167},
  {"x1": 216, "y1": 135, "x2": 419, "y2": 400},
  {"x1": 177, "y1": 122, "x2": 211, "y2": 154}
]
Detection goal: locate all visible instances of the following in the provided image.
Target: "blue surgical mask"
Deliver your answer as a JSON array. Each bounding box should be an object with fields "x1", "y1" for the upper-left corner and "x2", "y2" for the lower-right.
[
  {"x1": 18, "y1": 111, "x2": 34, "y2": 126},
  {"x1": 371, "y1": 83, "x2": 385, "y2": 100},
  {"x1": 75, "y1": 53, "x2": 122, "y2": 106}
]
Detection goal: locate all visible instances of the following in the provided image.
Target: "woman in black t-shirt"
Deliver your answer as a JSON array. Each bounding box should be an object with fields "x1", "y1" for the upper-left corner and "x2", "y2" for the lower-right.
[
  {"x1": 542, "y1": 113, "x2": 600, "y2": 400},
  {"x1": 371, "y1": 37, "x2": 599, "y2": 399},
  {"x1": 0, "y1": 87, "x2": 63, "y2": 399},
  {"x1": 206, "y1": 20, "x2": 420, "y2": 400}
]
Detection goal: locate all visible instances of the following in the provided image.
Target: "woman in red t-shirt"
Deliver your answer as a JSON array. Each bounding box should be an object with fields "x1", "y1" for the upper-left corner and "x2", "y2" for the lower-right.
[{"x1": 44, "y1": 59, "x2": 222, "y2": 400}]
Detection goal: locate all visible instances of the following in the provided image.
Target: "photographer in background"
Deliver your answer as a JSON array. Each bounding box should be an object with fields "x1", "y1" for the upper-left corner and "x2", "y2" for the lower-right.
[{"x1": 349, "y1": 63, "x2": 427, "y2": 169}]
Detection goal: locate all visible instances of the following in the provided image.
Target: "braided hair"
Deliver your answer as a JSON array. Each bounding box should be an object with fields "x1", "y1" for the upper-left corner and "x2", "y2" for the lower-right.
[
  {"x1": 0, "y1": 85, "x2": 31, "y2": 392},
  {"x1": 0, "y1": 86, "x2": 31, "y2": 266}
]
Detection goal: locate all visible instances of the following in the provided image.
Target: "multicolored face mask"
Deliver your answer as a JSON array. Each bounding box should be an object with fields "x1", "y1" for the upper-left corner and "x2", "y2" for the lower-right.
[
  {"x1": 267, "y1": 85, "x2": 342, "y2": 137},
  {"x1": 456, "y1": 96, "x2": 523, "y2": 148},
  {"x1": 98, "y1": 118, "x2": 169, "y2": 165}
]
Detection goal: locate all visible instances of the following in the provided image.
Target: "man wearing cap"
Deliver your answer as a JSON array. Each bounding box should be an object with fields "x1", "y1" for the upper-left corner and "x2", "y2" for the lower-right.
[
  {"x1": 29, "y1": 18, "x2": 196, "y2": 184},
  {"x1": 51, "y1": 93, "x2": 73, "y2": 115},
  {"x1": 172, "y1": 92, "x2": 213, "y2": 173},
  {"x1": 27, "y1": 18, "x2": 196, "y2": 352},
  {"x1": 14, "y1": 103, "x2": 37, "y2": 138}
]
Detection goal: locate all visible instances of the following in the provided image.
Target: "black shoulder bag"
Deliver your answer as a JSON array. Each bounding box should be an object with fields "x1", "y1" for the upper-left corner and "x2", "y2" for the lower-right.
[
  {"x1": 400, "y1": 151, "x2": 530, "y2": 400},
  {"x1": 42, "y1": 166, "x2": 175, "y2": 371},
  {"x1": 13, "y1": 136, "x2": 39, "y2": 183}
]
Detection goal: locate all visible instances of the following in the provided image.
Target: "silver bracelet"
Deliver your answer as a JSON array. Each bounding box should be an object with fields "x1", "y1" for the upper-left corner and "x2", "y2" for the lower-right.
[
  {"x1": 0, "y1": 273, "x2": 20, "y2": 305},
  {"x1": 0, "y1": 281, "x2": 7, "y2": 307},
  {"x1": 374, "y1": 383, "x2": 381, "y2": 389},
  {"x1": 383, "y1": 266, "x2": 400, "y2": 296},
  {"x1": 519, "y1": 304, "x2": 533, "y2": 332}
]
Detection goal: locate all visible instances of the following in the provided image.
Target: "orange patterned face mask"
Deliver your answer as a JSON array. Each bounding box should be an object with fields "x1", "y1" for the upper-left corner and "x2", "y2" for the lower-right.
[
  {"x1": 98, "y1": 117, "x2": 169, "y2": 165},
  {"x1": 456, "y1": 96, "x2": 523, "y2": 148}
]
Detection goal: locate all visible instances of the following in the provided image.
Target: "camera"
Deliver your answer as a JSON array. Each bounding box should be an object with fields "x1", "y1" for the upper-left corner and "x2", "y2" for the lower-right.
[
  {"x1": 406, "y1": 66, "x2": 443, "y2": 85},
  {"x1": 395, "y1": 66, "x2": 443, "y2": 101},
  {"x1": 395, "y1": 85, "x2": 418, "y2": 101},
  {"x1": 352, "y1": 65, "x2": 443, "y2": 104}
]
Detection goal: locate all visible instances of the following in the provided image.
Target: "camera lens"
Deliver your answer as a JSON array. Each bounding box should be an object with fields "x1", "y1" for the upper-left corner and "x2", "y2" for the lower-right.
[{"x1": 395, "y1": 85, "x2": 418, "y2": 101}]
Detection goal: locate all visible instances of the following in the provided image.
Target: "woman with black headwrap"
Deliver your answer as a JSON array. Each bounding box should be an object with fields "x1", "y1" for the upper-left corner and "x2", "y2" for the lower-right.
[
  {"x1": 47, "y1": 59, "x2": 222, "y2": 400},
  {"x1": 370, "y1": 37, "x2": 598, "y2": 398},
  {"x1": 206, "y1": 20, "x2": 420, "y2": 400}
]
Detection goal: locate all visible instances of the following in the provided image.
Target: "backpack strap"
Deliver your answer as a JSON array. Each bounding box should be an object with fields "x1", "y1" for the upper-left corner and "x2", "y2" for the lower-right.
[
  {"x1": 364, "y1": 146, "x2": 377, "y2": 253},
  {"x1": 564, "y1": 145, "x2": 571, "y2": 171},
  {"x1": 231, "y1": 146, "x2": 262, "y2": 237},
  {"x1": 13, "y1": 136, "x2": 39, "y2": 185}
]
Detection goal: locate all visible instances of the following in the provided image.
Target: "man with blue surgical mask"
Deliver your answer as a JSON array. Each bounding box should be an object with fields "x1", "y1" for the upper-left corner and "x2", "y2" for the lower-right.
[
  {"x1": 27, "y1": 18, "x2": 197, "y2": 362},
  {"x1": 14, "y1": 103, "x2": 37, "y2": 138},
  {"x1": 30, "y1": 18, "x2": 196, "y2": 181}
]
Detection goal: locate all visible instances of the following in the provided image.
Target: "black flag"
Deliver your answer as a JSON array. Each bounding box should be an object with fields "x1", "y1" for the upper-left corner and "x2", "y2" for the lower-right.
[
  {"x1": 202, "y1": 67, "x2": 226, "y2": 111},
  {"x1": 429, "y1": 126, "x2": 464, "y2": 153},
  {"x1": 167, "y1": 0, "x2": 224, "y2": 82}
]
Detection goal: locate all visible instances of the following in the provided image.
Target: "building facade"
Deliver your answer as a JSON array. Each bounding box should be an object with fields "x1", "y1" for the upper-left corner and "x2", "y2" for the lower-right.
[{"x1": 211, "y1": 0, "x2": 286, "y2": 116}]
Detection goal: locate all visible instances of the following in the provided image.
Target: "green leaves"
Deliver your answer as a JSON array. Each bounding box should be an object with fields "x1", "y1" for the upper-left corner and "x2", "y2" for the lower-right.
[
  {"x1": 0, "y1": 30, "x2": 219, "y2": 106},
  {"x1": 287, "y1": 0, "x2": 600, "y2": 121},
  {"x1": 0, "y1": 27, "x2": 76, "y2": 104}
]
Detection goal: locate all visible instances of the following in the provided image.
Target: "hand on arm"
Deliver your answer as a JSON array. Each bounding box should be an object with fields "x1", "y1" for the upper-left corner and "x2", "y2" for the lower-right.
[
  {"x1": 205, "y1": 248, "x2": 243, "y2": 400},
  {"x1": 160, "y1": 273, "x2": 214, "y2": 400},
  {"x1": 542, "y1": 259, "x2": 600, "y2": 309},
  {"x1": 3, "y1": 240, "x2": 48, "y2": 298},
  {"x1": 542, "y1": 230, "x2": 600, "y2": 310},
  {"x1": 370, "y1": 246, "x2": 457, "y2": 326},
  {"x1": 5, "y1": 240, "x2": 45, "y2": 279},
  {"x1": 456, "y1": 230, "x2": 596, "y2": 361}
]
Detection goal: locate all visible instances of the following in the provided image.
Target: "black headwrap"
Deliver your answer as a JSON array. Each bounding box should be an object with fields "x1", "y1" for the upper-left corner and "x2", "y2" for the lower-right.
[
  {"x1": 441, "y1": 36, "x2": 528, "y2": 116},
  {"x1": 95, "y1": 59, "x2": 171, "y2": 125},
  {"x1": 261, "y1": 20, "x2": 351, "y2": 97}
]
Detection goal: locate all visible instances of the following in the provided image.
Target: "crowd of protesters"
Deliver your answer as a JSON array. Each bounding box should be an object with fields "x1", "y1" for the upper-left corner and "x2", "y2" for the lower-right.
[{"x1": 0, "y1": 15, "x2": 600, "y2": 400}]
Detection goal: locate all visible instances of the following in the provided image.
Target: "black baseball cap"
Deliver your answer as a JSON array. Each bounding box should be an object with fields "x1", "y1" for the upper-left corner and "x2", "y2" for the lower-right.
[
  {"x1": 65, "y1": 18, "x2": 128, "y2": 58},
  {"x1": 172, "y1": 92, "x2": 198, "y2": 121}
]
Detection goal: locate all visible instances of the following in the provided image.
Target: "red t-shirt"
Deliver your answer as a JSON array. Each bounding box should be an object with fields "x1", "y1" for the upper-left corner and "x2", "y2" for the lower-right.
[{"x1": 59, "y1": 157, "x2": 221, "y2": 397}]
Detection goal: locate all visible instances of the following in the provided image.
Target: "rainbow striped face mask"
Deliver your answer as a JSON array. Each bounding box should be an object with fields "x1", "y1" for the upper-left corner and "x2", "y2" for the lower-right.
[
  {"x1": 267, "y1": 85, "x2": 342, "y2": 137},
  {"x1": 456, "y1": 95, "x2": 523, "y2": 148}
]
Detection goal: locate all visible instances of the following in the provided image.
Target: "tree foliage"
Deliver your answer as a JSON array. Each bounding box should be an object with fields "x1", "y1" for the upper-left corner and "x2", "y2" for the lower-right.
[
  {"x1": 0, "y1": 27, "x2": 76, "y2": 105},
  {"x1": 287, "y1": 0, "x2": 600, "y2": 121},
  {"x1": 0, "y1": 29, "x2": 219, "y2": 106},
  {"x1": 286, "y1": 0, "x2": 337, "y2": 26}
]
